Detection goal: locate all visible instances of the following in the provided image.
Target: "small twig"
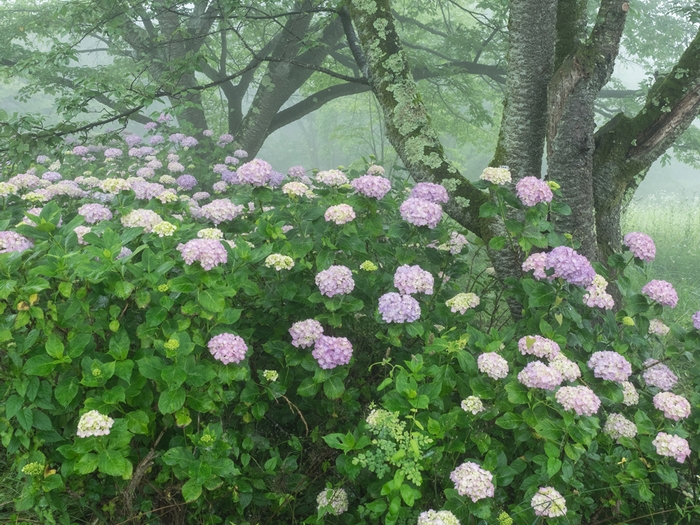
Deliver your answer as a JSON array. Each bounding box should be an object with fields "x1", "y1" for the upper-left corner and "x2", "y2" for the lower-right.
[{"x1": 278, "y1": 395, "x2": 309, "y2": 436}]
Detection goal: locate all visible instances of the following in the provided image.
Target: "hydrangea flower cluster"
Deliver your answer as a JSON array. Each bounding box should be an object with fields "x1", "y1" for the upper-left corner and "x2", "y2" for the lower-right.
[
  {"x1": 351, "y1": 175, "x2": 392, "y2": 199},
  {"x1": 101, "y1": 178, "x2": 131, "y2": 194},
  {"x1": 324, "y1": 204, "x2": 356, "y2": 224},
  {"x1": 652, "y1": 432, "x2": 691, "y2": 463},
  {"x1": 360, "y1": 260, "x2": 378, "y2": 271},
  {"x1": 642, "y1": 359, "x2": 677, "y2": 390},
  {"x1": 621, "y1": 381, "x2": 639, "y2": 406},
  {"x1": 531, "y1": 487, "x2": 567, "y2": 518},
  {"x1": 315, "y1": 265, "x2": 355, "y2": 297},
  {"x1": 316, "y1": 488, "x2": 348, "y2": 516},
  {"x1": 77, "y1": 410, "x2": 114, "y2": 437},
  {"x1": 200, "y1": 199, "x2": 244, "y2": 225},
  {"x1": 121, "y1": 209, "x2": 163, "y2": 233},
  {"x1": 461, "y1": 396, "x2": 485, "y2": 415},
  {"x1": 394, "y1": 265, "x2": 434, "y2": 295},
  {"x1": 522, "y1": 252, "x2": 547, "y2": 279},
  {"x1": 545, "y1": 246, "x2": 596, "y2": 287},
  {"x1": 78, "y1": 203, "x2": 112, "y2": 224},
  {"x1": 515, "y1": 176, "x2": 553, "y2": 206},
  {"x1": 264, "y1": 254, "x2": 294, "y2": 271},
  {"x1": 312, "y1": 336, "x2": 353, "y2": 369},
  {"x1": 378, "y1": 293, "x2": 421, "y2": 323},
  {"x1": 648, "y1": 319, "x2": 670, "y2": 336},
  {"x1": 0, "y1": 231, "x2": 33, "y2": 254},
  {"x1": 399, "y1": 198, "x2": 443, "y2": 228},
  {"x1": 315, "y1": 169, "x2": 348, "y2": 186},
  {"x1": 587, "y1": 351, "x2": 632, "y2": 382},
  {"x1": 623, "y1": 232, "x2": 656, "y2": 262},
  {"x1": 603, "y1": 413, "x2": 637, "y2": 443},
  {"x1": 289, "y1": 319, "x2": 324, "y2": 348},
  {"x1": 153, "y1": 221, "x2": 177, "y2": 237},
  {"x1": 642, "y1": 279, "x2": 678, "y2": 308},
  {"x1": 21, "y1": 462, "x2": 45, "y2": 476},
  {"x1": 480, "y1": 166, "x2": 512, "y2": 185},
  {"x1": 518, "y1": 335, "x2": 560, "y2": 359},
  {"x1": 197, "y1": 228, "x2": 223, "y2": 239},
  {"x1": 477, "y1": 352, "x2": 509, "y2": 379},
  {"x1": 0, "y1": 182, "x2": 18, "y2": 197},
  {"x1": 653, "y1": 392, "x2": 691, "y2": 421},
  {"x1": 73, "y1": 226, "x2": 92, "y2": 245},
  {"x1": 410, "y1": 182, "x2": 449, "y2": 203},
  {"x1": 693, "y1": 311, "x2": 700, "y2": 330},
  {"x1": 445, "y1": 292, "x2": 480, "y2": 314},
  {"x1": 282, "y1": 182, "x2": 312, "y2": 197},
  {"x1": 104, "y1": 148, "x2": 123, "y2": 158},
  {"x1": 555, "y1": 386, "x2": 601, "y2": 416},
  {"x1": 176, "y1": 174, "x2": 197, "y2": 190},
  {"x1": 177, "y1": 239, "x2": 228, "y2": 270},
  {"x1": 207, "y1": 333, "x2": 248, "y2": 364},
  {"x1": 436, "y1": 231, "x2": 469, "y2": 254},
  {"x1": 237, "y1": 159, "x2": 274, "y2": 186},
  {"x1": 167, "y1": 162, "x2": 185, "y2": 173},
  {"x1": 450, "y1": 462, "x2": 494, "y2": 502},
  {"x1": 583, "y1": 274, "x2": 615, "y2": 309},
  {"x1": 366, "y1": 165, "x2": 385, "y2": 176},
  {"x1": 417, "y1": 510, "x2": 460, "y2": 525},
  {"x1": 550, "y1": 354, "x2": 581, "y2": 382},
  {"x1": 518, "y1": 361, "x2": 563, "y2": 390}
]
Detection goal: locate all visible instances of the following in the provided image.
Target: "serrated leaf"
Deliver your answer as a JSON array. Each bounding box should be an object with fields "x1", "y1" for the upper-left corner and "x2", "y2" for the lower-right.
[{"x1": 158, "y1": 388, "x2": 186, "y2": 414}]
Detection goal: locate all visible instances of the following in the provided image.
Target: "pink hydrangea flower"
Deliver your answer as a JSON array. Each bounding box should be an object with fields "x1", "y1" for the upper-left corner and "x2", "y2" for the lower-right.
[
  {"x1": 200, "y1": 199, "x2": 244, "y2": 225},
  {"x1": 693, "y1": 311, "x2": 700, "y2": 330},
  {"x1": 324, "y1": 204, "x2": 356, "y2": 225},
  {"x1": 177, "y1": 239, "x2": 228, "y2": 270},
  {"x1": 653, "y1": 392, "x2": 691, "y2": 421},
  {"x1": 449, "y1": 462, "x2": 494, "y2": 502},
  {"x1": 394, "y1": 265, "x2": 434, "y2": 295},
  {"x1": 642, "y1": 280, "x2": 678, "y2": 308},
  {"x1": 237, "y1": 159, "x2": 273, "y2": 186},
  {"x1": 522, "y1": 252, "x2": 547, "y2": 279},
  {"x1": 587, "y1": 351, "x2": 632, "y2": 383},
  {"x1": 208, "y1": 333, "x2": 248, "y2": 364},
  {"x1": 410, "y1": 182, "x2": 449, "y2": 204},
  {"x1": 642, "y1": 359, "x2": 677, "y2": 390},
  {"x1": 351, "y1": 175, "x2": 392, "y2": 199},
  {"x1": 315, "y1": 266, "x2": 355, "y2": 297},
  {"x1": 515, "y1": 176, "x2": 553, "y2": 206},
  {"x1": 289, "y1": 319, "x2": 324, "y2": 348},
  {"x1": 555, "y1": 386, "x2": 601, "y2": 416},
  {"x1": 518, "y1": 335, "x2": 560, "y2": 360},
  {"x1": 399, "y1": 198, "x2": 443, "y2": 228},
  {"x1": 0, "y1": 231, "x2": 33, "y2": 254},
  {"x1": 545, "y1": 246, "x2": 596, "y2": 287},
  {"x1": 623, "y1": 232, "x2": 656, "y2": 262},
  {"x1": 518, "y1": 361, "x2": 563, "y2": 390},
  {"x1": 652, "y1": 432, "x2": 691, "y2": 463},
  {"x1": 312, "y1": 336, "x2": 353, "y2": 369}
]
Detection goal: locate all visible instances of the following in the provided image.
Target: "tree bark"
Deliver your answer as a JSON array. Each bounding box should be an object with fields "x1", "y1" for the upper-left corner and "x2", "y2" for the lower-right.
[{"x1": 547, "y1": 0, "x2": 628, "y2": 260}]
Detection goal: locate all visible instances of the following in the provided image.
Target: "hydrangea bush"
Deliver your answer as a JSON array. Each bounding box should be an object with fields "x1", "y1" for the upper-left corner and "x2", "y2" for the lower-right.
[{"x1": 1, "y1": 127, "x2": 699, "y2": 525}]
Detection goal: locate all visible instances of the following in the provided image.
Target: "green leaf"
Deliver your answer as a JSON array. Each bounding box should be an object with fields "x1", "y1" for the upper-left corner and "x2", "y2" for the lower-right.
[
  {"x1": 98, "y1": 450, "x2": 132, "y2": 478},
  {"x1": 55, "y1": 376, "x2": 79, "y2": 407},
  {"x1": 161, "y1": 366, "x2": 188, "y2": 390},
  {"x1": 108, "y1": 329, "x2": 130, "y2": 361},
  {"x1": 495, "y1": 413, "x2": 522, "y2": 429},
  {"x1": 546, "y1": 457, "x2": 562, "y2": 478},
  {"x1": 488, "y1": 236, "x2": 506, "y2": 250},
  {"x1": 655, "y1": 464, "x2": 678, "y2": 487},
  {"x1": 297, "y1": 377, "x2": 319, "y2": 397},
  {"x1": 198, "y1": 289, "x2": 225, "y2": 313},
  {"x1": 158, "y1": 388, "x2": 186, "y2": 414},
  {"x1": 181, "y1": 478, "x2": 203, "y2": 503},
  {"x1": 113, "y1": 281, "x2": 134, "y2": 299},
  {"x1": 137, "y1": 356, "x2": 165, "y2": 380},
  {"x1": 125, "y1": 410, "x2": 150, "y2": 435},
  {"x1": 634, "y1": 410, "x2": 656, "y2": 435},
  {"x1": 75, "y1": 453, "x2": 98, "y2": 474},
  {"x1": 479, "y1": 201, "x2": 499, "y2": 218},
  {"x1": 505, "y1": 381, "x2": 528, "y2": 404},
  {"x1": 24, "y1": 355, "x2": 56, "y2": 376},
  {"x1": 32, "y1": 410, "x2": 53, "y2": 431},
  {"x1": 45, "y1": 335, "x2": 64, "y2": 359},
  {"x1": 6, "y1": 395, "x2": 22, "y2": 419},
  {"x1": 16, "y1": 408, "x2": 33, "y2": 432},
  {"x1": 323, "y1": 375, "x2": 345, "y2": 400}
]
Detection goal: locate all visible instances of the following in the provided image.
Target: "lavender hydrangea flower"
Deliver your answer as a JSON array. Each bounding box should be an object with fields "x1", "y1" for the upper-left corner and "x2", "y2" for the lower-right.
[
  {"x1": 515, "y1": 176, "x2": 553, "y2": 206},
  {"x1": 288, "y1": 165, "x2": 306, "y2": 178},
  {"x1": 200, "y1": 199, "x2": 244, "y2": 225},
  {"x1": 177, "y1": 239, "x2": 228, "y2": 270},
  {"x1": 144, "y1": 121, "x2": 157, "y2": 131},
  {"x1": 124, "y1": 135, "x2": 141, "y2": 147},
  {"x1": 518, "y1": 335, "x2": 560, "y2": 360},
  {"x1": 324, "y1": 204, "x2": 356, "y2": 225},
  {"x1": 177, "y1": 174, "x2": 197, "y2": 190},
  {"x1": 289, "y1": 319, "x2": 324, "y2": 348},
  {"x1": 72, "y1": 145, "x2": 89, "y2": 156},
  {"x1": 316, "y1": 488, "x2": 348, "y2": 516},
  {"x1": 351, "y1": 175, "x2": 392, "y2": 199},
  {"x1": 449, "y1": 462, "x2": 494, "y2": 502},
  {"x1": 555, "y1": 386, "x2": 601, "y2": 416},
  {"x1": 642, "y1": 280, "x2": 678, "y2": 308},
  {"x1": 192, "y1": 191, "x2": 210, "y2": 201},
  {"x1": 693, "y1": 311, "x2": 700, "y2": 330},
  {"x1": 653, "y1": 392, "x2": 691, "y2": 421},
  {"x1": 445, "y1": 293, "x2": 480, "y2": 314},
  {"x1": 603, "y1": 414, "x2": 637, "y2": 443},
  {"x1": 181, "y1": 136, "x2": 198, "y2": 148},
  {"x1": 104, "y1": 148, "x2": 123, "y2": 158},
  {"x1": 207, "y1": 333, "x2": 248, "y2": 364},
  {"x1": 131, "y1": 181, "x2": 165, "y2": 200},
  {"x1": 378, "y1": 293, "x2": 421, "y2": 323},
  {"x1": 218, "y1": 134, "x2": 234, "y2": 145},
  {"x1": 312, "y1": 335, "x2": 353, "y2": 369},
  {"x1": 316, "y1": 169, "x2": 349, "y2": 186},
  {"x1": 522, "y1": 252, "x2": 547, "y2": 279},
  {"x1": 76, "y1": 410, "x2": 114, "y2": 438},
  {"x1": 315, "y1": 266, "x2": 355, "y2": 297},
  {"x1": 652, "y1": 432, "x2": 691, "y2": 463},
  {"x1": 150, "y1": 135, "x2": 165, "y2": 145},
  {"x1": 394, "y1": 265, "x2": 434, "y2": 295},
  {"x1": 517, "y1": 361, "x2": 563, "y2": 390},
  {"x1": 400, "y1": 198, "x2": 443, "y2": 228},
  {"x1": 224, "y1": 156, "x2": 239, "y2": 165},
  {"x1": 643, "y1": 359, "x2": 677, "y2": 391},
  {"x1": 137, "y1": 167, "x2": 156, "y2": 179},
  {"x1": 587, "y1": 351, "x2": 632, "y2": 382},
  {"x1": 477, "y1": 352, "x2": 509, "y2": 379},
  {"x1": 233, "y1": 149, "x2": 247, "y2": 158},
  {"x1": 237, "y1": 159, "x2": 273, "y2": 186},
  {"x1": 410, "y1": 182, "x2": 449, "y2": 204},
  {"x1": 0, "y1": 231, "x2": 33, "y2": 253},
  {"x1": 531, "y1": 487, "x2": 567, "y2": 518},
  {"x1": 169, "y1": 133, "x2": 185, "y2": 144},
  {"x1": 157, "y1": 113, "x2": 171, "y2": 122},
  {"x1": 545, "y1": 246, "x2": 596, "y2": 287},
  {"x1": 623, "y1": 232, "x2": 656, "y2": 262},
  {"x1": 42, "y1": 171, "x2": 62, "y2": 182},
  {"x1": 78, "y1": 203, "x2": 112, "y2": 224}
]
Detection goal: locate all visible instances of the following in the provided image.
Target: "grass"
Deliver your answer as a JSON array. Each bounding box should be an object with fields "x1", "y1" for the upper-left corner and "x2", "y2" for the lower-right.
[{"x1": 622, "y1": 192, "x2": 700, "y2": 325}]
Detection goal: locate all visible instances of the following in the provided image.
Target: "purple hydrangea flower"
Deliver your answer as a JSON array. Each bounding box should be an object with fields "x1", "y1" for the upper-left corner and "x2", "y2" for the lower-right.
[
  {"x1": 131, "y1": 181, "x2": 165, "y2": 200},
  {"x1": 177, "y1": 239, "x2": 228, "y2": 270},
  {"x1": 0, "y1": 231, "x2": 33, "y2": 253},
  {"x1": 587, "y1": 351, "x2": 632, "y2": 382},
  {"x1": 169, "y1": 133, "x2": 185, "y2": 144},
  {"x1": 177, "y1": 174, "x2": 198, "y2": 190},
  {"x1": 545, "y1": 246, "x2": 596, "y2": 287},
  {"x1": 515, "y1": 176, "x2": 553, "y2": 206},
  {"x1": 218, "y1": 134, "x2": 234, "y2": 145},
  {"x1": 181, "y1": 136, "x2": 198, "y2": 148},
  {"x1": 42, "y1": 171, "x2": 62, "y2": 182},
  {"x1": 555, "y1": 386, "x2": 601, "y2": 416},
  {"x1": 693, "y1": 311, "x2": 700, "y2": 330},
  {"x1": 378, "y1": 293, "x2": 421, "y2": 323},
  {"x1": 78, "y1": 203, "x2": 113, "y2": 224},
  {"x1": 150, "y1": 135, "x2": 165, "y2": 146},
  {"x1": 351, "y1": 175, "x2": 392, "y2": 199},
  {"x1": 289, "y1": 319, "x2": 324, "y2": 348},
  {"x1": 72, "y1": 145, "x2": 89, "y2": 156},
  {"x1": 124, "y1": 135, "x2": 142, "y2": 147},
  {"x1": 237, "y1": 159, "x2": 273, "y2": 186},
  {"x1": 288, "y1": 165, "x2": 306, "y2": 178},
  {"x1": 517, "y1": 361, "x2": 563, "y2": 390},
  {"x1": 623, "y1": 232, "x2": 656, "y2": 262},
  {"x1": 157, "y1": 113, "x2": 172, "y2": 122},
  {"x1": 642, "y1": 280, "x2": 678, "y2": 308},
  {"x1": 192, "y1": 192, "x2": 210, "y2": 201},
  {"x1": 208, "y1": 333, "x2": 248, "y2": 364},
  {"x1": 315, "y1": 266, "x2": 354, "y2": 297},
  {"x1": 643, "y1": 359, "x2": 677, "y2": 391},
  {"x1": 312, "y1": 336, "x2": 353, "y2": 369},
  {"x1": 200, "y1": 199, "x2": 244, "y2": 225},
  {"x1": 104, "y1": 148, "x2": 123, "y2": 158},
  {"x1": 410, "y1": 182, "x2": 449, "y2": 204},
  {"x1": 394, "y1": 265, "x2": 434, "y2": 295},
  {"x1": 399, "y1": 198, "x2": 443, "y2": 228},
  {"x1": 144, "y1": 122, "x2": 157, "y2": 131}
]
